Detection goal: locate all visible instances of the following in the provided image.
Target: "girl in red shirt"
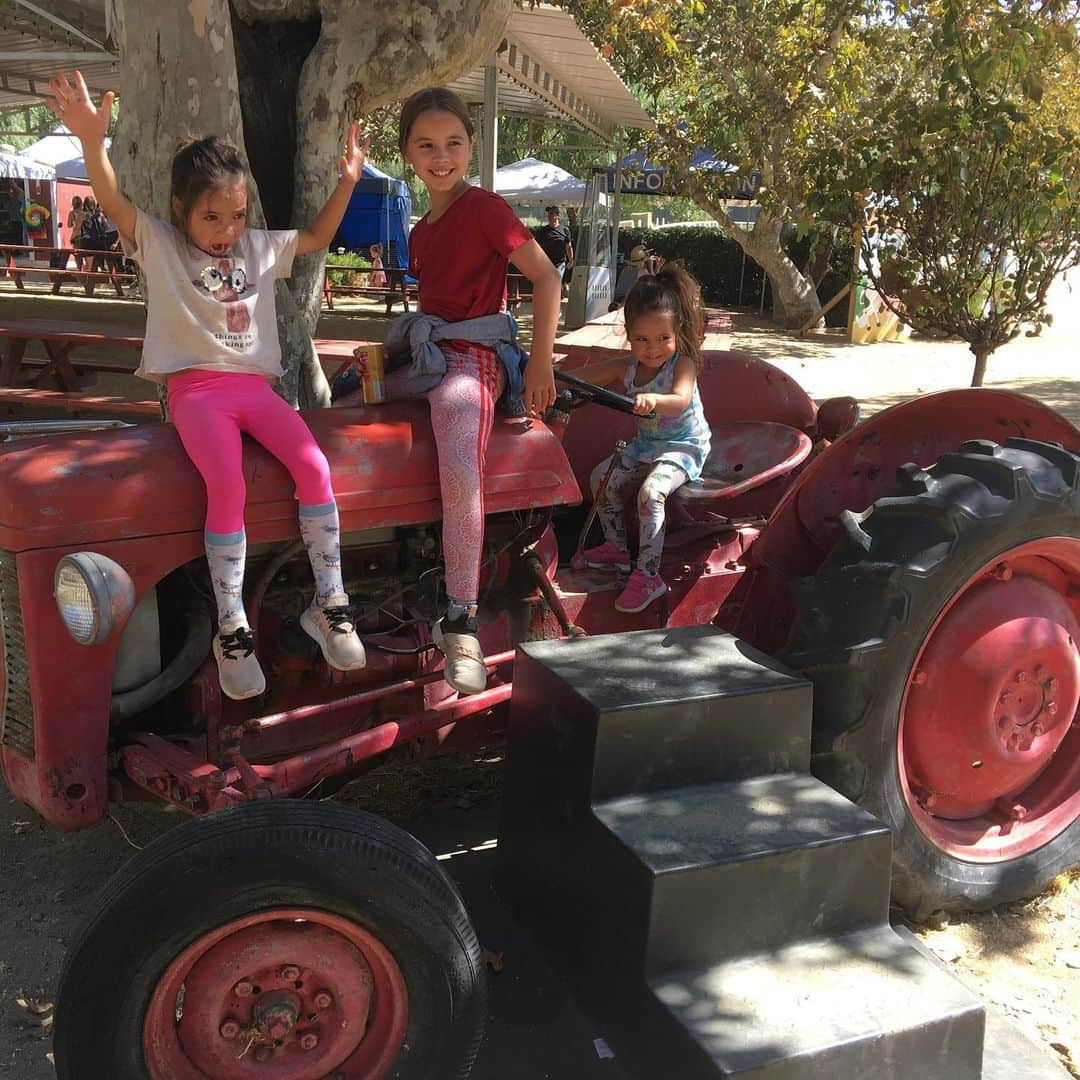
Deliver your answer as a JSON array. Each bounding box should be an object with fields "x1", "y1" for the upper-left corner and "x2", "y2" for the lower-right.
[{"x1": 395, "y1": 87, "x2": 561, "y2": 694}]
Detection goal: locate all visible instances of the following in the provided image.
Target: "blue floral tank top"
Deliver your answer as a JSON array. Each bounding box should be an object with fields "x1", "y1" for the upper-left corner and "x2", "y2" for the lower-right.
[{"x1": 622, "y1": 353, "x2": 711, "y2": 481}]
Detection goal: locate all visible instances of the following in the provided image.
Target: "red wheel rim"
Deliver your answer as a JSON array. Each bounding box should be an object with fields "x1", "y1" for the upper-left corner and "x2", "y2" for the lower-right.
[
  {"x1": 143, "y1": 908, "x2": 408, "y2": 1079},
  {"x1": 900, "y1": 538, "x2": 1080, "y2": 862}
]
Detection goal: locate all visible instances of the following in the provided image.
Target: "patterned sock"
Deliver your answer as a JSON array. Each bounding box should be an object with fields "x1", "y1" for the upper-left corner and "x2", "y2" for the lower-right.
[
  {"x1": 205, "y1": 529, "x2": 248, "y2": 629},
  {"x1": 299, "y1": 500, "x2": 346, "y2": 606},
  {"x1": 446, "y1": 598, "x2": 478, "y2": 624}
]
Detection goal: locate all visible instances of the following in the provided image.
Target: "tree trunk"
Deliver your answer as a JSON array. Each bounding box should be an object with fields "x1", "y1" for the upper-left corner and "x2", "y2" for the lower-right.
[
  {"x1": 740, "y1": 209, "x2": 822, "y2": 328},
  {"x1": 112, "y1": 0, "x2": 512, "y2": 406},
  {"x1": 970, "y1": 345, "x2": 991, "y2": 387},
  {"x1": 686, "y1": 174, "x2": 822, "y2": 328}
]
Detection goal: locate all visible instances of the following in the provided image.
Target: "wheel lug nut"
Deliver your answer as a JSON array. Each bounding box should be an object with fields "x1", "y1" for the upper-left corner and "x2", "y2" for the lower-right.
[
  {"x1": 313, "y1": 991, "x2": 334, "y2": 1009},
  {"x1": 992, "y1": 562, "x2": 1012, "y2": 581},
  {"x1": 999, "y1": 691, "x2": 1010, "y2": 704},
  {"x1": 1031, "y1": 722, "x2": 1045, "y2": 736},
  {"x1": 233, "y1": 980, "x2": 254, "y2": 997},
  {"x1": 220, "y1": 1019, "x2": 240, "y2": 1039},
  {"x1": 280, "y1": 965, "x2": 301, "y2": 981},
  {"x1": 1044, "y1": 702, "x2": 1059, "y2": 716},
  {"x1": 300, "y1": 1032, "x2": 319, "y2": 1050},
  {"x1": 912, "y1": 669, "x2": 928, "y2": 686},
  {"x1": 1007, "y1": 732, "x2": 1023, "y2": 750},
  {"x1": 1015, "y1": 670, "x2": 1028, "y2": 684},
  {"x1": 1045, "y1": 676, "x2": 1058, "y2": 692}
]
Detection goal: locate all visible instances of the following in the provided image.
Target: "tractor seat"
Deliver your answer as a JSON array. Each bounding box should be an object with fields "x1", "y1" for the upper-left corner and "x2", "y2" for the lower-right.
[{"x1": 675, "y1": 421, "x2": 813, "y2": 503}]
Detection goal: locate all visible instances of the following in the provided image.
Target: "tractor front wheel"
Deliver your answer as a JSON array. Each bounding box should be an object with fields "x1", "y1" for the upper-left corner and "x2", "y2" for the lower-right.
[
  {"x1": 784, "y1": 438, "x2": 1080, "y2": 918},
  {"x1": 53, "y1": 801, "x2": 485, "y2": 1079}
]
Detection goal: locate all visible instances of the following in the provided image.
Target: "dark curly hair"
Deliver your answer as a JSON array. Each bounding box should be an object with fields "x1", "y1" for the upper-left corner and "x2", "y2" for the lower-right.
[{"x1": 623, "y1": 261, "x2": 705, "y2": 371}]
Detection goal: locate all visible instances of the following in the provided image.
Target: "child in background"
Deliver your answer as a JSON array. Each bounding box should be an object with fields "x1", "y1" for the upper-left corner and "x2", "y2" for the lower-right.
[
  {"x1": 368, "y1": 241, "x2": 386, "y2": 287},
  {"x1": 359, "y1": 86, "x2": 561, "y2": 695},
  {"x1": 50, "y1": 68, "x2": 369, "y2": 700},
  {"x1": 564, "y1": 262, "x2": 710, "y2": 613}
]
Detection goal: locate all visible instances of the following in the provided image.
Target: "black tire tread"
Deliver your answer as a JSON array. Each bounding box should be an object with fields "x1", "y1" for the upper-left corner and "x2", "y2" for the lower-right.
[{"x1": 782, "y1": 438, "x2": 1080, "y2": 916}]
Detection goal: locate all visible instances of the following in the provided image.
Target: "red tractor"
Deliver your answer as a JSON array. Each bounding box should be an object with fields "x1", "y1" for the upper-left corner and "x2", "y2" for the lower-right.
[{"x1": 1, "y1": 350, "x2": 1077, "y2": 1077}]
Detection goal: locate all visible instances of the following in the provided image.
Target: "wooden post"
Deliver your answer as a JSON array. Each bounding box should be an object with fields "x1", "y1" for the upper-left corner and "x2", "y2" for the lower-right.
[{"x1": 846, "y1": 225, "x2": 862, "y2": 344}]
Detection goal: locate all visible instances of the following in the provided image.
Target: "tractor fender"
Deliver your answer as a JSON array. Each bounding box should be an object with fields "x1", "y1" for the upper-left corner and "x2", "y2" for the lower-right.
[{"x1": 736, "y1": 389, "x2": 1080, "y2": 654}]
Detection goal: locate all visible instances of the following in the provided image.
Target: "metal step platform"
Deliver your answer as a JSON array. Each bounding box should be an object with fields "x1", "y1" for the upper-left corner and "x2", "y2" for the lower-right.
[{"x1": 496, "y1": 625, "x2": 988, "y2": 1078}]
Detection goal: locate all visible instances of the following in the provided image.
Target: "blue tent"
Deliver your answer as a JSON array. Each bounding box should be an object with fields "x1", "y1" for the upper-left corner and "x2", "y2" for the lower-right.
[
  {"x1": 605, "y1": 149, "x2": 759, "y2": 200},
  {"x1": 334, "y1": 162, "x2": 412, "y2": 269}
]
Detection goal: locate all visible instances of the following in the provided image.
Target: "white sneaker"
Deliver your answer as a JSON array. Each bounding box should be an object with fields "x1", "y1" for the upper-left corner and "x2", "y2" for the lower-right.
[
  {"x1": 300, "y1": 595, "x2": 367, "y2": 671},
  {"x1": 213, "y1": 624, "x2": 266, "y2": 700},
  {"x1": 433, "y1": 614, "x2": 487, "y2": 696}
]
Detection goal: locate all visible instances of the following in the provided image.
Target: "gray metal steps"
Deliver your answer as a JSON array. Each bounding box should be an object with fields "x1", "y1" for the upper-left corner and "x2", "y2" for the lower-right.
[
  {"x1": 647, "y1": 926, "x2": 985, "y2": 1079},
  {"x1": 595, "y1": 774, "x2": 892, "y2": 973},
  {"x1": 496, "y1": 625, "x2": 987, "y2": 1078}
]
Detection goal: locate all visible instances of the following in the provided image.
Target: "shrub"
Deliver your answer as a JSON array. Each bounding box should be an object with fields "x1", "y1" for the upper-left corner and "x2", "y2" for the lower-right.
[
  {"x1": 617, "y1": 226, "x2": 852, "y2": 321},
  {"x1": 326, "y1": 250, "x2": 371, "y2": 286}
]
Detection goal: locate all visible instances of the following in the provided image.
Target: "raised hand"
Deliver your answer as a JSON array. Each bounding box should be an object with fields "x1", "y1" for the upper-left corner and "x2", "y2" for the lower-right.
[
  {"x1": 340, "y1": 122, "x2": 369, "y2": 184},
  {"x1": 48, "y1": 70, "x2": 114, "y2": 143}
]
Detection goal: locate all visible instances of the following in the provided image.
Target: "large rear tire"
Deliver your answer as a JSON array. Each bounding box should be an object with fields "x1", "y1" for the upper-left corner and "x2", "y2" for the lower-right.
[
  {"x1": 54, "y1": 800, "x2": 485, "y2": 1079},
  {"x1": 783, "y1": 438, "x2": 1080, "y2": 918}
]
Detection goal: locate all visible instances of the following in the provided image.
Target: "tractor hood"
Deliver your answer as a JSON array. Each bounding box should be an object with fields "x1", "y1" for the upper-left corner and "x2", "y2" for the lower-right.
[{"x1": 0, "y1": 402, "x2": 581, "y2": 551}]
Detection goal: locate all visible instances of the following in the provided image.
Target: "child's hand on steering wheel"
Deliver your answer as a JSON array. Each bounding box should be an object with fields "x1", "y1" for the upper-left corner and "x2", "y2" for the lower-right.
[{"x1": 633, "y1": 393, "x2": 659, "y2": 416}]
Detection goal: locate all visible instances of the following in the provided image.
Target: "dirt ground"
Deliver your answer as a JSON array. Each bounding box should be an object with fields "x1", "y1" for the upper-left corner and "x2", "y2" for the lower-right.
[{"x1": 0, "y1": 278, "x2": 1077, "y2": 1077}]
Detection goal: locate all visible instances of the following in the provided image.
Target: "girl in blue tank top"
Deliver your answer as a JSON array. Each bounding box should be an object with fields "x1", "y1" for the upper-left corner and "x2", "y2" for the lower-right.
[{"x1": 564, "y1": 262, "x2": 711, "y2": 613}]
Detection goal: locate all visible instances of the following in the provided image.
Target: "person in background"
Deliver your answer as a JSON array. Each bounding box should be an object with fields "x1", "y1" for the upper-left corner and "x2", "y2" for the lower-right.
[
  {"x1": 610, "y1": 244, "x2": 664, "y2": 310},
  {"x1": 368, "y1": 241, "x2": 386, "y2": 287},
  {"x1": 534, "y1": 204, "x2": 574, "y2": 288}
]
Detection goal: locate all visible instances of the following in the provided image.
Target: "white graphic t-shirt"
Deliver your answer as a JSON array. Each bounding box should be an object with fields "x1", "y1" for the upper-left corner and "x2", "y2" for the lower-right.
[{"x1": 123, "y1": 209, "x2": 298, "y2": 383}]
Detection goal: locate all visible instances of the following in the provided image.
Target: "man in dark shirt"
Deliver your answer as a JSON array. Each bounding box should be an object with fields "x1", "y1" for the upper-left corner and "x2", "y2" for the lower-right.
[{"x1": 534, "y1": 205, "x2": 574, "y2": 285}]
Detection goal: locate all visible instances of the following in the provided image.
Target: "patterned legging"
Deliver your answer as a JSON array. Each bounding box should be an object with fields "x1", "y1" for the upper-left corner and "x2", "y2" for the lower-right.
[
  {"x1": 385, "y1": 344, "x2": 504, "y2": 604},
  {"x1": 590, "y1": 453, "x2": 689, "y2": 575}
]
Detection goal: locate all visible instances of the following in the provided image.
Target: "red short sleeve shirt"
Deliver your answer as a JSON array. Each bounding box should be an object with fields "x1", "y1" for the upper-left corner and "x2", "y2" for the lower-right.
[{"x1": 408, "y1": 186, "x2": 532, "y2": 322}]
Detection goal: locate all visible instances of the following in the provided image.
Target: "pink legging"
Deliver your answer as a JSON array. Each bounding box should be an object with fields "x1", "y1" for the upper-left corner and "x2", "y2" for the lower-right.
[
  {"x1": 385, "y1": 343, "x2": 503, "y2": 602},
  {"x1": 168, "y1": 370, "x2": 334, "y2": 534}
]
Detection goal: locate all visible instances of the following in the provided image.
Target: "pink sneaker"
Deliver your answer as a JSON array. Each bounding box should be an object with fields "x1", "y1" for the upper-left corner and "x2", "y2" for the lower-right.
[
  {"x1": 614, "y1": 569, "x2": 668, "y2": 613},
  {"x1": 582, "y1": 540, "x2": 631, "y2": 573}
]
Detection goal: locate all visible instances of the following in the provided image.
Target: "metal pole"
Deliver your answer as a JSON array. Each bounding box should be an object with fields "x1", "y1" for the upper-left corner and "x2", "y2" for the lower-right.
[
  {"x1": 610, "y1": 133, "x2": 624, "y2": 297},
  {"x1": 480, "y1": 62, "x2": 499, "y2": 192},
  {"x1": 737, "y1": 245, "x2": 747, "y2": 307}
]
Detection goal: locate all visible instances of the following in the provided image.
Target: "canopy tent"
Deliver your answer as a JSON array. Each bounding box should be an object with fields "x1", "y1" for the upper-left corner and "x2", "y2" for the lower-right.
[
  {"x1": 19, "y1": 124, "x2": 108, "y2": 180},
  {"x1": 333, "y1": 161, "x2": 412, "y2": 269},
  {"x1": 606, "y1": 148, "x2": 759, "y2": 200},
  {"x1": 467, "y1": 157, "x2": 586, "y2": 206},
  {"x1": 0, "y1": 149, "x2": 54, "y2": 181}
]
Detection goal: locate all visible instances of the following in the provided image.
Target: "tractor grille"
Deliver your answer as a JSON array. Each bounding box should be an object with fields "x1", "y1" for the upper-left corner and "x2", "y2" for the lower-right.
[{"x1": 0, "y1": 550, "x2": 34, "y2": 759}]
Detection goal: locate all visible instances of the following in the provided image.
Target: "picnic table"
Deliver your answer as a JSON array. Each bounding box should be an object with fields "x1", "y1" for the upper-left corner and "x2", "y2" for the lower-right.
[
  {"x1": 0, "y1": 318, "x2": 145, "y2": 390},
  {"x1": 0, "y1": 243, "x2": 137, "y2": 299}
]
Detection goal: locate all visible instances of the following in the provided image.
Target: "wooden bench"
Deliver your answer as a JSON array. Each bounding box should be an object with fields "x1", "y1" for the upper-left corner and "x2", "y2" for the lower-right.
[
  {"x1": 0, "y1": 387, "x2": 161, "y2": 421},
  {"x1": 0, "y1": 243, "x2": 137, "y2": 299},
  {"x1": 322, "y1": 267, "x2": 416, "y2": 315},
  {"x1": 0, "y1": 319, "x2": 144, "y2": 390}
]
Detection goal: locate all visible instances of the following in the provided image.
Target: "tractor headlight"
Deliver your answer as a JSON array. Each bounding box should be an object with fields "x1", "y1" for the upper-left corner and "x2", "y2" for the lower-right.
[{"x1": 54, "y1": 553, "x2": 136, "y2": 645}]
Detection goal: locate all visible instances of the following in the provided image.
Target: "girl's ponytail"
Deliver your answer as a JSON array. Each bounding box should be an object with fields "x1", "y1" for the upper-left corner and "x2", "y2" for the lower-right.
[{"x1": 623, "y1": 260, "x2": 705, "y2": 371}]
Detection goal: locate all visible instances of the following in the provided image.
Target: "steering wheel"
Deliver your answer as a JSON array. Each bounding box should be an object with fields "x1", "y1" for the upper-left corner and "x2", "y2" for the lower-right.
[{"x1": 554, "y1": 369, "x2": 657, "y2": 419}]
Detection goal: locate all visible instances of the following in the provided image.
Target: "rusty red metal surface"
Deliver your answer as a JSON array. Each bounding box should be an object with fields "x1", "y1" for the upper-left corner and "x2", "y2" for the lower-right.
[
  {"x1": 681, "y1": 421, "x2": 812, "y2": 501},
  {"x1": 736, "y1": 389, "x2": 1080, "y2": 654},
  {"x1": 900, "y1": 539, "x2": 1080, "y2": 860},
  {"x1": 143, "y1": 908, "x2": 407, "y2": 1077},
  {"x1": 0, "y1": 403, "x2": 580, "y2": 550}
]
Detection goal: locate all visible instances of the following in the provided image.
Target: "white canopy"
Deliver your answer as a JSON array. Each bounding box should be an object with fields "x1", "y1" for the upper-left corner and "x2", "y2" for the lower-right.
[
  {"x1": 470, "y1": 157, "x2": 586, "y2": 205},
  {"x1": 0, "y1": 150, "x2": 54, "y2": 181},
  {"x1": 19, "y1": 125, "x2": 107, "y2": 180}
]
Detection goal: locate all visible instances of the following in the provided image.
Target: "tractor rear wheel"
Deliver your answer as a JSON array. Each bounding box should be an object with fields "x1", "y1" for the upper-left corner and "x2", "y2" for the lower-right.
[
  {"x1": 53, "y1": 800, "x2": 485, "y2": 1079},
  {"x1": 784, "y1": 437, "x2": 1080, "y2": 918}
]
